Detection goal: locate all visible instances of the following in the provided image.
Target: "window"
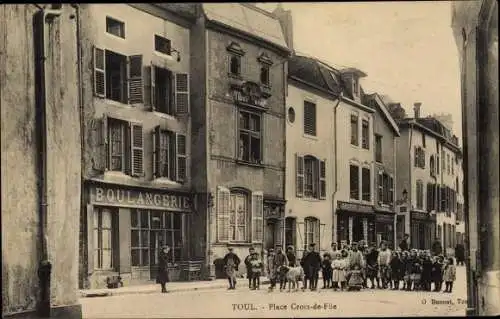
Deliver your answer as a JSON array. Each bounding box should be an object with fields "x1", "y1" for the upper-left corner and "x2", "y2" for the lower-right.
[
  {"x1": 153, "y1": 128, "x2": 187, "y2": 182},
  {"x1": 154, "y1": 67, "x2": 174, "y2": 115},
  {"x1": 238, "y1": 110, "x2": 261, "y2": 163},
  {"x1": 350, "y1": 165, "x2": 359, "y2": 200},
  {"x1": 304, "y1": 217, "x2": 320, "y2": 249},
  {"x1": 442, "y1": 150, "x2": 446, "y2": 173},
  {"x1": 303, "y1": 101, "x2": 317, "y2": 136},
  {"x1": 422, "y1": 132, "x2": 426, "y2": 148},
  {"x1": 94, "y1": 208, "x2": 114, "y2": 270},
  {"x1": 109, "y1": 118, "x2": 127, "y2": 172},
  {"x1": 147, "y1": 67, "x2": 189, "y2": 115},
  {"x1": 361, "y1": 167, "x2": 371, "y2": 201},
  {"x1": 93, "y1": 48, "x2": 143, "y2": 105},
  {"x1": 350, "y1": 115, "x2": 359, "y2": 146},
  {"x1": 414, "y1": 147, "x2": 425, "y2": 168},
  {"x1": 416, "y1": 180, "x2": 424, "y2": 210},
  {"x1": 375, "y1": 135, "x2": 382, "y2": 163},
  {"x1": 378, "y1": 172, "x2": 384, "y2": 203},
  {"x1": 427, "y1": 183, "x2": 436, "y2": 212},
  {"x1": 229, "y1": 55, "x2": 241, "y2": 76},
  {"x1": 447, "y1": 154, "x2": 451, "y2": 174},
  {"x1": 452, "y1": 157, "x2": 455, "y2": 174},
  {"x1": 154, "y1": 35, "x2": 171, "y2": 55},
  {"x1": 288, "y1": 107, "x2": 296, "y2": 123},
  {"x1": 378, "y1": 172, "x2": 394, "y2": 205},
  {"x1": 131, "y1": 209, "x2": 184, "y2": 266},
  {"x1": 296, "y1": 155, "x2": 326, "y2": 200},
  {"x1": 430, "y1": 156, "x2": 435, "y2": 177},
  {"x1": 216, "y1": 188, "x2": 264, "y2": 243},
  {"x1": 285, "y1": 217, "x2": 296, "y2": 249},
  {"x1": 260, "y1": 66, "x2": 270, "y2": 86},
  {"x1": 361, "y1": 119, "x2": 369, "y2": 149},
  {"x1": 106, "y1": 17, "x2": 125, "y2": 38}
]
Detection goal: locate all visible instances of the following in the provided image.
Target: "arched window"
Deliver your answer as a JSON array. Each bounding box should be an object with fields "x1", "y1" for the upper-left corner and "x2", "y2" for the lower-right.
[
  {"x1": 416, "y1": 180, "x2": 424, "y2": 209},
  {"x1": 304, "y1": 217, "x2": 320, "y2": 249}
]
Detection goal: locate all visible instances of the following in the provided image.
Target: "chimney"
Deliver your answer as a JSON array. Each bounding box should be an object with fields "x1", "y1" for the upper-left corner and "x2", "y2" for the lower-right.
[
  {"x1": 413, "y1": 102, "x2": 422, "y2": 119},
  {"x1": 273, "y1": 3, "x2": 294, "y2": 52}
]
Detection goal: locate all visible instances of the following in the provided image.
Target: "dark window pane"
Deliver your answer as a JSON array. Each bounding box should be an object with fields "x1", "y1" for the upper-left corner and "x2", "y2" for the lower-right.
[
  {"x1": 239, "y1": 133, "x2": 249, "y2": 161},
  {"x1": 173, "y1": 213, "x2": 182, "y2": 229},
  {"x1": 141, "y1": 230, "x2": 149, "y2": 248},
  {"x1": 250, "y1": 136, "x2": 261, "y2": 163},
  {"x1": 151, "y1": 211, "x2": 162, "y2": 229},
  {"x1": 131, "y1": 230, "x2": 140, "y2": 248},
  {"x1": 250, "y1": 114, "x2": 260, "y2": 132},
  {"x1": 350, "y1": 165, "x2": 359, "y2": 200},
  {"x1": 141, "y1": 249, "x2": 149, "y2": 266},
  {"x1": 165, "y1": 213, "x2": 173, "y2": 229},
  {"x1": 174, "y1": 230, "x2": 182, "y2": 247},
  {"x1": 131, "y1": 209, "x2": 139, "y2": 228},
  {"x1": 140, "y1": 210, "x2": 149, "y2": 228},
  {"x1": 131, "y1": 249, "x2": 141, "y2": 266}
]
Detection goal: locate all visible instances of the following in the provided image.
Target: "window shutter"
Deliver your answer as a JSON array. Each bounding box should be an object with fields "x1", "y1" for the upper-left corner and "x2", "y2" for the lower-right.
[
  {"x1": 217, "y1": 186, "x2": 230, "y2": 242},
  {"x1": 143, "y1": 66, "x2": 152, "y2": 108},
  {"x1": 129, "y1": 123, "x2": 144, "y2": 177},
  {"x1": 168, "y1": 131, "x2": 176, "y2": 180},
  {"x1": 251, "y1": 191, "x2": 264, "y2": 243},
  {"x1": 86, "y1": 204, "x2": 94, "y2": 273},
  {"x1": 150, "y1": 66, "x2": 156, "y2": 111},
  {"x1": 127, "y1": 55, "x2": 143, "y2": 104},
  {"x1": 174, "y1": 73, "x2": 189, "y2": 114},
  {"x1": 152, "y1": 126, "x2": 161, "y2": 179},
  {"x1": 426, "y1": 184, "x2": 432, "y2": 212},
  {"x1": 93, "y1": 47, "x2": 106, "y2": 97},
  {"x1": 175, "y1": 133, "x2": 187, "y2": 183},
  {"x1": 319, "y1": 222, "x2": 325, "y2": 251},
  {"x1": 319, "y1": 159, "x2": 326, "y2": 199},
  {"x1": 378, "y1": 171, "x2": 383, "y2": 203},
  {"x1": 389, "y1": 176, "x2": 394, "y2": 205},
  {"x1": 315, "y1": 220, "x2": 321, "y2": 247},
  {"x1": 296, "y1": 154, "x2": 304, "y2": 197},
  {"x1": 92, "y1": 115, "x2": 108, "y2": 171}
]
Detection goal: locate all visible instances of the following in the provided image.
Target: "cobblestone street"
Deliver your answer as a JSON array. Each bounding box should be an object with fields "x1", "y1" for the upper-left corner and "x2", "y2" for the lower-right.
[{"x1": 81, "y1": 267, "x2": 467, "y2": 318}]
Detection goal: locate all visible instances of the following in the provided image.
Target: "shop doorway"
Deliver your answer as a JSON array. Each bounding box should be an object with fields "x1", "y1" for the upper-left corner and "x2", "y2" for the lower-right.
[
  {"x1": 265, "y1": 218, "x2": 278, "y2": 250},
  {"x1": 149, "y1": 229, "x2": 162, "y2": 280},
  {"x1": 352, "y1": 216, "x2": 364, "y2": 243}
]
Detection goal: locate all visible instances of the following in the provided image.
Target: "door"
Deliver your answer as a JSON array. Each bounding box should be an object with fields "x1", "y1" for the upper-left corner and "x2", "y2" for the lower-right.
[
  {"x1": 265, "y1": 219, "x2": 276, "y2": 250},
  {"x1": 149, "y1": 230, "x2": 161, "y2": 280},
  {"x1": 352, "y1": 216, "x2": 363, "y2": 243}
]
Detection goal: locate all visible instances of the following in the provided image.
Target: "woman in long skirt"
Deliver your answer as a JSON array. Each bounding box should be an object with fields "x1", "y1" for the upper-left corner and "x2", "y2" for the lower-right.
[{"x1": 158, "y1": 245, "x2": 171, "y2": 293}]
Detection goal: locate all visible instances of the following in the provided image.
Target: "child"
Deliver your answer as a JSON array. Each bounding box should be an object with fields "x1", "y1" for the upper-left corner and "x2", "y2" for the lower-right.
[
  {"x1": 389, "y1": 251, "x2": 403, "y2": 290},
  {"x1": 338, "y1": 250, "x2": 349, "y2": 290},
  {"x1": 431, "y1": 255, "x2": 444, "y2": 292},
  {"x1": 442, "y1": 257, "x2": 456, "y2": 293},
  {"x1": 321, "y1": 253, "x2": 333, "y2": 289},
  {"x1": 403, "y1": 251, "x2": 413, "y2": 291},
  {"x1": 331, "y1": 252, "x2": 342, "y2": 290},
  {"x1": 421, "y1": 252, "x2": 433, "y2": 291},
  {"x1": 365, "y1": 245, "x2": 379, "y2": 289},
  {"x1": 249, "y1": 252, "x2": 263, "y2": 290},
  {"x1": 411, "y1": 250, "x2": 423, "y2": 291}
]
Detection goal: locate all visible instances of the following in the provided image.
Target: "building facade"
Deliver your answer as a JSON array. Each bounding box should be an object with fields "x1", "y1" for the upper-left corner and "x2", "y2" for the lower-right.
[
  {"x1": 334, "y1": 70, "x2": 377, "y2": 246},
  {"x1": 1, "y1": 4, "x2": 82, "y2": 318},
  {"x1": 451, "y1": 0, "x2": 499, "y2": 315},
  {"x1": 78, "y1": 3, "x2": 197, "y2": 289},
  {"x1": 285, "y1": 55, "x2": 340, "y2": 257},
  {"x1": 364, "y1": 93, "x2": 400, "y2": 248},
  {"x1": 189, "y1": 3, "x2": 291, "y2": 278},
  {"x1": 395, "y1": 104, "x2": 462, "y2": 251}
]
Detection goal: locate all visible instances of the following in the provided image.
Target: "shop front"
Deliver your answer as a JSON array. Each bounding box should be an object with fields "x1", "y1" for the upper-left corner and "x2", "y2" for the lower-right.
[
  {"x1": 85, "y1": 183, "x2": 194, "y2": 289},
  {"x1": 410, "y1": 210, "x2": 437, "y2": 250},
  {"x1": 374, "y1": 209, "x2": 396, "y2": 249},
  {"x1": 336, "y1": 201, "x2": 376, "y2": 246}
]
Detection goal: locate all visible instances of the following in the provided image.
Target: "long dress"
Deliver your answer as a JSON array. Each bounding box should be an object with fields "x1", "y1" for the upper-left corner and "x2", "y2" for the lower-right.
[
  {"x1": 223, "y1": 252, "x2": 240, "y2": 280},
  {"x1": 332, "y1": 259, "x2": 346, "y2": 283},
  {"x1": 157, "y1": 250, "x2": 170, "y2": 285}
]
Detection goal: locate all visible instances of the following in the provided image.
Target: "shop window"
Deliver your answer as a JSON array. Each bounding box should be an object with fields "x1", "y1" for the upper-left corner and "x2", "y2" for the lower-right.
[
  {"x1": 154, "y1": 35, "x2": 171, "y2": 56},
  {"x1": 303, "y1": 101, "x2": 317, "y2": 136},
  {"x1": 284, "y1": 217, "x2": 296, "y2": 249},
  {"x1": 416, "y1": 180, "x2": 424, "y2": 209},
  {"x1": 362, "y1": 167, "x2": 371, "y2": 201},
  {"x1": 93, "y1": 207, "x2": 115, "y2": 270},
  {"x1": 106, "y1": 16, "x2": 125, "y2": 38},
  {"x1": 350, "y1": 115, "x2": 359, "y2": 146},
  {"x1": 216, "y1": 187, "x2": 263, "y2": 243},
  {"x1": 375, "y1": 135, "x2": 382, "y2": 163},
  {"x1": 131, "y1": 209, "x2": 150, "y2": 267},
  {"x1": 304, "y1": 217, "x2": 320, "y2": 249},
  {"x1": 350, "y1": 164, "x2": 359, "y2": 200},
  {"x1": 238, "y1": 110, "x2": 261, "y2": 164},
  {"x1": 361, "y1": 119, "x2": 369, "y2": 149}
]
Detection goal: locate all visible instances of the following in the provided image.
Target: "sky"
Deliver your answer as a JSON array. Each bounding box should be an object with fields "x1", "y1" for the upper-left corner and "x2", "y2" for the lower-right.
[{"x1": 258, "y1": 1, "x2": 463, "y2": 140}]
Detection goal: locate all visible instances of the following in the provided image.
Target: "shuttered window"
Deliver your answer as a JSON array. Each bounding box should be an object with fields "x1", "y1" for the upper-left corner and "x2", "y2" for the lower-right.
[
  {"x1": 303, "y1": 156, "x2": 318, "y2": 198},
  {"x1": 303, "y1": 101, "x2": 317, "y2": 136},
  {"x1": 152, "y1": 128, "x2": 187, "y2": 183},
  {"x1": 176, "y1": 133, "x2": 187, "y2": 183},
  {"x1": 175, "y1": 73, "x2": 189, "y2": 114},
  {"x1": 416, "y1": 180, "x2": 424, "y2": 209},
  {"x1": 361, "y1": 119, "x2": 369, "y2": 149},
  {"x1": 296, "y1": 154, "x2": 304, "y2": 197},
  {"x1": 251, "y1": 192, "x2": 264, "y2": 242},
  {"x1": 297, "y1": 154, "x2": 326, "y2": 200},
  {"x1": 304, "y1": 217, "x2": 320, "y2": 248},
  {"x1": 128, "y1": 55, "x2": 143, "y2": 104},
  {"x1": 108, "y1": 118, "x2": 127, "y2": 172},
  {"x1": 375, "y1": 135, "x2": 382, "y2": 163},
  {"x1": 217, "y1": 187, "x2": 231, "y2": 242}
]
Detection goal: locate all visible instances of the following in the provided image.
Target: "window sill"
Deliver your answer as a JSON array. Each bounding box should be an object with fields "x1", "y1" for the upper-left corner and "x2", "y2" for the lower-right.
[
  {"x1": 217, "y1": 241, "x2": 255, "y2": 246},
  {"x1": 153, "y1": 50, "x2": 175, "y2": 61},
  {"x1": 236, "y1": 159, "x2": 264, "y2": 168},
  {"x1": 153, "y1": 111, "x2": 177, "y2": 121},
  {"x1": 228, "y1": 73, "x2": 243, "y2": 81},
  {"x1": 152, "y1": 178, "x2": 182, "y2": 186},
  {"x1": 303, "y1": 133, "x2": 318, "y2": 140},
  {"x1": 105, "y1": 171, "x2": 133, "y2": 179},
  {"x1": 301, "y1": 197, "x2": 323, "y2": 202},
  {"x1": 105, "y1": 32, "x2": 126, "y2": 41}
]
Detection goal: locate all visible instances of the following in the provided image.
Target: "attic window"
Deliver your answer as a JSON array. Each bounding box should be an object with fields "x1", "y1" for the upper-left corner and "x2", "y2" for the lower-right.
[{"x1": 353, "y1": 78, "x2": 359, "y2": 95}]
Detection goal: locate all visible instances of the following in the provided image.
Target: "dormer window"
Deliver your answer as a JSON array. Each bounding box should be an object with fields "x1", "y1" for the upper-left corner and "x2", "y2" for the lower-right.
[
  {"x1": 227, "y1": 42, "x2": 245, "y2": 78},
  {"x1": 260, "y1": 66, "x2": 269, "y2": 85},
  {"x1": 257, "y1": 52, "x2": 273, "y2": 87},
  {"x1": 353, "y1": 78, "x2": 359, "y2": 95}
]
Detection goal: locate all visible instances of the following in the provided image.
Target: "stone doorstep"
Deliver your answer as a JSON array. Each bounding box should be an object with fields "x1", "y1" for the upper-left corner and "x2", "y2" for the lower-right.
[{"x1": 80, "y1": 277, "x2": 272, "y2": 298}]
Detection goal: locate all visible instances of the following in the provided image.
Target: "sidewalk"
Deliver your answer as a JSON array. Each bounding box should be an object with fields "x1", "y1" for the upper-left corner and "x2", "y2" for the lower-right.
[{"x1": 80, "y1": 277, "x2": 271, "y2": 298}]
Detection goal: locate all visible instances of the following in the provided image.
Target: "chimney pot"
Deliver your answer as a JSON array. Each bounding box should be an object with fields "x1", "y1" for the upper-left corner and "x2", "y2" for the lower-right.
[{"x1": 413, "y1": 102, "x2": 422, "y2": 118}]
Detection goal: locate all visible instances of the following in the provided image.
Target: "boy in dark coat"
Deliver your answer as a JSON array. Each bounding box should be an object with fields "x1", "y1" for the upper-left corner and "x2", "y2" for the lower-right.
[
  {"x1": 321, "y1": 253, "x2": 333, "y2": 289},
  {"x1": 244, "y1": 247, "x2": 256, "y2": 289},
  {"x1": 431, "y1": 255, "x2": 444, "y2": 292},
  {"x1": 365, "y1": 245, "x2": 379, "y2": 289},
  {"x1": 389, "y1": 251, "x2": 403, "y2": 290},
  {"x1": 303, "y1": 243, "x2": 322, "y2": 291},
  {"x1": 286, "y1": 246, "x2": 297, "y2": 267},
  {"x1": 421, "y1": 251, "x2": 433, "y2": 291},
  {"x1": 223, "y1": 246, "x2": 241, "y2": 290},
  {"x1": 158, "y1": 245, "x2": 171, "y2": 293}
]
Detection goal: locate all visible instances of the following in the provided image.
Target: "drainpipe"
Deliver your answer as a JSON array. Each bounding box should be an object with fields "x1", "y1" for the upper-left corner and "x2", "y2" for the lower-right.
[
  {"x1": 33, "y1": 5, "x2": 62, "y2": 317},
  {"x1": 331, "y1": 93, "x2": 341, "y2": 245},
  {"x1": 408, "y1": 122, "x2": 413, "y2": 248}
]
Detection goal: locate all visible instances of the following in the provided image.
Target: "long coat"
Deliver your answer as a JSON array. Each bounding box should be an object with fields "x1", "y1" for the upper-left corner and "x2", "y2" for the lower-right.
[
  {"x1": 223, "y1": 252, "x2": 240, "y2": 279},
  {"x1": 157, "y1": 250, "x2": 170, "y2": 284}
]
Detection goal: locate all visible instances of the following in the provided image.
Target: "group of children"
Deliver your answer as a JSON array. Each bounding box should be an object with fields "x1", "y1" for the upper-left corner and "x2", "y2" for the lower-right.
[{"x1": 319, "y1": 248, "x2": 457, "y2": 293}]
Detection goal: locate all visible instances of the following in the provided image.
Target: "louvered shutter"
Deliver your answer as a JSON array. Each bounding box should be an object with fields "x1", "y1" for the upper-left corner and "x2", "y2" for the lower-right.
[
  {"x1": 296, "y1": 221, "x2": 305, "y2": 253},
  {"x1": 150, "y1": 66, "x2": 156, "y2": 111},
  {"x1": 93, "y1": 47, "x2": 106, "y2": 97},
  {"x1": 251, "y1": 191, "x2": 264, "y2": 243},
  {"x1": 319, "y1": 222, "x2": 326, "y2": 252},
  {"x1": 175, "y1": 73, "x2": 189, "y2": 114},
  {"x1": 296, "y1": 154, "x2": 304, "y2": 197},
  {"x1": 129, "y1": 123, "x2": 144, "y2": 177},
  {"x1": 127, "y1": 55, "x2": 143, "y2": 104},
  {"x1": 92, "y1": 115, "x2": 108, "y2": 171},
  {"x1": 143, "y1": 66, "x2": 152, "y2": 109},
  {"x1": 169, "y1": 132, "x2": 176, "y2": 180},
  {"x1": 152, "y1": 126, "x2": 161, "y2": 179},
  {"x1": 319, "y1": 159, "x2": 326, "y2": 199},
  {"x1": 426, "y1": 184, "x2": 432, "y2": 212},
  {"x1": 303, "y1": 101, "x2": 316, "y2": 136},
  {"x1": 217, "y1": 186, "x2": 231, "y2": 242},
  {"x1": 176, "y1": 133, "x2": 187, "y2": 183},
  {"x1": 87, "y1": 204, "x2": 94, "y2": 273}
]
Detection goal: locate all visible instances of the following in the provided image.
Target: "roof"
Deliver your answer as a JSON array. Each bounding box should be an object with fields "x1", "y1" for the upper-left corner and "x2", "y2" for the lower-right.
[
  {"x1": 340, "y1": 67, "x2": 367, "y2": 78},
  {"x1": 364, "y1": 93, "x2": 401, "y2": 136},
  {"x1": 398, "y1": 117, "x2": 461, "y2": 151},
  {"x1": 202, "y1": 3, "x2": 289, "y2": 52},
  {"x1": 288, "y1": 55, "x2": 351, "y2": 98}
]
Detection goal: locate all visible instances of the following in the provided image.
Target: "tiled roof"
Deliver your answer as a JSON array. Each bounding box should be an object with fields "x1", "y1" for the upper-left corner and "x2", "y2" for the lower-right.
[
  {"x1": 288, "y1": 55, "x2": 351, "y2": 97},
  {"x1": 364, "y1": 93, "x2": 400, "y2": 136},
  {"x1": 202, "y1": 3, "x2": 289, "y2": 51}
]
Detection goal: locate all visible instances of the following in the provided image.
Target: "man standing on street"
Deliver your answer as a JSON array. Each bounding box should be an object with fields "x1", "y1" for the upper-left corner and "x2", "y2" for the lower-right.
[
  {"x1": 223, "y1": 246, "x2": 240, "y2": 290},
  {"x1": 244, "y1": 247, "x2": 255, "y2": 289},
  {"x1": 267, "y1": 248, "x2": 276, "y2": 291},
  {"x1": 377, "y1": 241, "x2": 392, "y2": 289},
  {"x1": 303, "y1": 243, "x2": 322, "y2": 291},
  {"x1": 399, "y1": 234, "x2": 410, "y2": 251},
  {"x1": 273, "y1": 245, "x2": 289, "y2": 291}
]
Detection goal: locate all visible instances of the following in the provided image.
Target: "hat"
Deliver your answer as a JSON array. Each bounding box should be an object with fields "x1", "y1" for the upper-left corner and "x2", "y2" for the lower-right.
[
  {"x1": 275, "y1": 244, "x2": 282, "y2": 248},
  {"x1": 268, "y1": 248, "x2": 274, "y2": 252},
  {"x1": 309, "y1": 243, "x2": 316, "y2": 247},
  {"x1": 287, "y1": 245, "x2": 294, "y2": 250}
]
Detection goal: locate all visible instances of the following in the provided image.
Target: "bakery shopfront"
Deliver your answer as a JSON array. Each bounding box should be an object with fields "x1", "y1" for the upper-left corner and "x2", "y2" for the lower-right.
[
  {"x1": 84, "y1": 183, "x2": 193, "y2": 289},
  {"x1": 336, "y1": 201, "x2": 376, "y2": 246}
]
